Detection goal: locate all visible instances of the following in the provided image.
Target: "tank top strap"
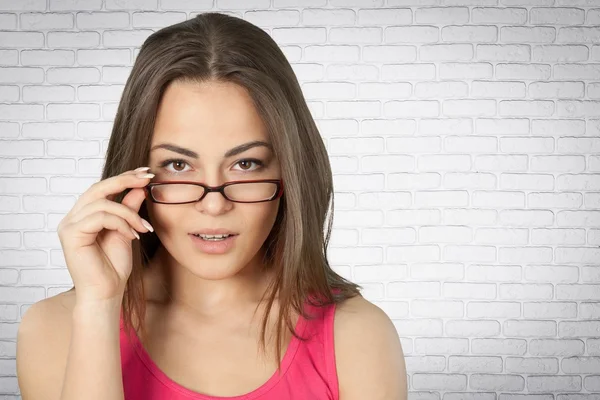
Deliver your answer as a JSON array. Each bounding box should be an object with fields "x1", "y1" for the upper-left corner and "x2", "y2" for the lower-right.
[{"x1": 296, "y1": 288, "x2": 340, "y2": 399}]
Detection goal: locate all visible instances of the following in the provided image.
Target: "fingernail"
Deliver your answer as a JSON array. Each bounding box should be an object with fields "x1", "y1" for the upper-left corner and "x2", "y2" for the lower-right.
[
  {"x1": 141, "y1": 218, "x2": 154, "y2": 232},
  {"x1": 134, "y1": 167, "x2": 151, "y2": 172},
  {"x1": 131, "y1": 228, "x2": 140, "y2": 240},
  {"x1": 136, "y1": 173, "x2": 155, "y2": 179}
]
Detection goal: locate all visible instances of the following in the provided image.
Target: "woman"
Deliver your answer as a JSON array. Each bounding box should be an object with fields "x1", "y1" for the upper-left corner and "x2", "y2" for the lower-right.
[{"x1": 17, "y1": 12, "x2": 407, "y2": 400}]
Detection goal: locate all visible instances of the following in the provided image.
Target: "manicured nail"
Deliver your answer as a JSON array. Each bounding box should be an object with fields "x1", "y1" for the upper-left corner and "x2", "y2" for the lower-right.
[
  {"x1": 141, "y1": 218, "x2": 154, "y2": 232},
  {"x1": 136, "y1": 173, "x2": 155, "y2": 179},
  {"x1": 131, "y1": 228, "x2": 140, "y2": 240},
  {"x1": 134, "y1": 167, "x2": 151, "y2": 172}
]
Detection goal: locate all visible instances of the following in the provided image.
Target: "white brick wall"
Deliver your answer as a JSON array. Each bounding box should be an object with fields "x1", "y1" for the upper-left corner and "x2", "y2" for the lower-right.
[{"x1": 0, "y1": 0, "x2": 599, "y2": 398}]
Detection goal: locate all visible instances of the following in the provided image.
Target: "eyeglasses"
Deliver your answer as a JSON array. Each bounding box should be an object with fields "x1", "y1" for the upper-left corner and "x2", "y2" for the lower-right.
[{"x1": 144, "y1": 179, "x2": 284, "y2": 204}]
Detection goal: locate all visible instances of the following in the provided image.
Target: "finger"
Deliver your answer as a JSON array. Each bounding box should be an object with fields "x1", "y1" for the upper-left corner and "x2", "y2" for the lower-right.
[
  {"x1": 68, "y1": 211, "x2": 139, "y2": 243},
  {"x1": 120, "y1": 184, "x2": 150, "y2": 215},
  {"x1": 107, "y1": 167, "x2": 152, "y2": 202},
  {"x1": 71, "y1": 169, "x2": 155, "y2": 216},
  {"x1": 70, "y1": 198, "x2": 152, "y2": 234}
]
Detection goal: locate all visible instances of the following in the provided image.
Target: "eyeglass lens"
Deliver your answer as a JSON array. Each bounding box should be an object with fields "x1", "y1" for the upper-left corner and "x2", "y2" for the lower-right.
[{"x1": 150, "y1": 182, "x2": 278, "y2": 203}]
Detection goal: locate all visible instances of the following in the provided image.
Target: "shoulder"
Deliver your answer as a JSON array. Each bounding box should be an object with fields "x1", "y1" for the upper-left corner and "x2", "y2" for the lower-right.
[
  {"x1": 18, "y1": 287, "x2": 76, "y2": 344},
  {"x1": 333, "y1": 294, "x2": 408, "y2": 400},
  {"x1": 17, "y1": 288, "x2": 76, "y2": 400}
]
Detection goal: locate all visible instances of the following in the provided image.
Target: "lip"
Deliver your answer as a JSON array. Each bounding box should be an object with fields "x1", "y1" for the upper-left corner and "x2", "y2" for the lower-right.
[{"x1": 190, "y1": 232, "x2": 237, "y2": 254}]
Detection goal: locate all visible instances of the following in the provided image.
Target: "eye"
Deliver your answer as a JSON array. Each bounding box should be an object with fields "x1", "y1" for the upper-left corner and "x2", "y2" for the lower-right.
[
  {"x1": 159, "y1": 158, "x2": 191, "y2": 173},
  {"x1": 232, "y1": 158, "x2": 264, "y2": 172},
  {"x1": 158, "y1": 158, "x2": 265, "y2": 174}
]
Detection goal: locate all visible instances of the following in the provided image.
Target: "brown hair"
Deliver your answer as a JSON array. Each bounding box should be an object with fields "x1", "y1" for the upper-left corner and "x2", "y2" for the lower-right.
[{"x1": 101, "y1": 11, "x2": 362, "y2": 372}]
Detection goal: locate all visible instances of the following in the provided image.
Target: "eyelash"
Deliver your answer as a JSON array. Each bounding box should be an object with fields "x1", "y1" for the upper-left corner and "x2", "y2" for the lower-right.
[{"x1": 158, "y1": 158, "x2": 265, "y2": 174}]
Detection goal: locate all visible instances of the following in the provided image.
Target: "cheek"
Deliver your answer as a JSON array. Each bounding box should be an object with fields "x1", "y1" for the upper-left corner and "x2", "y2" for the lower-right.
[
  {"x1": 245, "y1": 201, "x2": 280, "y2": 234},
  {"x1": 260, "y1": 200, "x2": 280, "y2": 223},
  {"x1": 145, "y1": 203, "x2": 182, "y2": 232}
]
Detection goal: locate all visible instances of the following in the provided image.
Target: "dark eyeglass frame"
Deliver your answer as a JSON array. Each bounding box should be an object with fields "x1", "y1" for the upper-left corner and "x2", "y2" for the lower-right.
[{"x1": 143, "y1": 178, "x2": 284, "y2": 204}]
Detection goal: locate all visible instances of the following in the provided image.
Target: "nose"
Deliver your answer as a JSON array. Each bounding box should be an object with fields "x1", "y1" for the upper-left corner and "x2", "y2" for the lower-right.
[{"x1": 194, "y1": 183, "x2": 232, "y2": 214}]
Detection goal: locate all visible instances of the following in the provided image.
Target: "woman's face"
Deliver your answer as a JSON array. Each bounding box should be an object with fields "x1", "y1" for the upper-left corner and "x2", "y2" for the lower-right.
[{"x1": 145, "y1": 79, "x2": 282, "y2": 280}]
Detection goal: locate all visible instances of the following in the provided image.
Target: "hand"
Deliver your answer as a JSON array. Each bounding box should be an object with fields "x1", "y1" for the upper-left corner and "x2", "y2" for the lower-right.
[{"x1": 57, "y1": 167, "x2": 155, "y2": 304}]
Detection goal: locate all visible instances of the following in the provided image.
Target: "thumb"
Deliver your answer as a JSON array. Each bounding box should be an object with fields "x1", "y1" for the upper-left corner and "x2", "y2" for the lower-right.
[{"x1": 121, "y1": 186, "x2": 148, "y2": 213}]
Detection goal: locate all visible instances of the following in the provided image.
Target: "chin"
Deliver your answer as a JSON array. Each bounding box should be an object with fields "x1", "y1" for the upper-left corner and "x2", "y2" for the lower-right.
[{"x1": 188, "y1": 267, "x2": 243, "y2": 281}]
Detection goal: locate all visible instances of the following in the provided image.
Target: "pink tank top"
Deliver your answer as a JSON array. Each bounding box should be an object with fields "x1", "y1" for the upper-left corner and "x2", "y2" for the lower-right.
[{"x1": 119, "y1": 295, "x2": 339, "y2": 400}]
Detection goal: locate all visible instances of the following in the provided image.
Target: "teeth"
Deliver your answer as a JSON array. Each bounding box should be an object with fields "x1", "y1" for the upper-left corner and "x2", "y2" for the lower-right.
[{"x1": 194, "y1": 233, "x2": 232, "y2": 239}]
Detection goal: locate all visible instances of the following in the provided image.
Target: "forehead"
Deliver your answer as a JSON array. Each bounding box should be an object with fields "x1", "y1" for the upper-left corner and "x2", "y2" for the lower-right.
[{"x1": 150, "y1": 80, "x2": 269, "y2": 151}]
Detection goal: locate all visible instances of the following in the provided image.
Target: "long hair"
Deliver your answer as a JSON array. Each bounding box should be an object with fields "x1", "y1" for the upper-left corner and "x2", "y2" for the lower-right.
[{"x1": 101, "y1": 11, "x2": 362, "y2": 372}]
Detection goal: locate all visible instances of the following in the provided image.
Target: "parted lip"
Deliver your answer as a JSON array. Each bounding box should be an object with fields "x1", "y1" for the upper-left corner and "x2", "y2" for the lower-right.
[{"x1": 190, "y1": 229, "x2": 238, "y2": 235}]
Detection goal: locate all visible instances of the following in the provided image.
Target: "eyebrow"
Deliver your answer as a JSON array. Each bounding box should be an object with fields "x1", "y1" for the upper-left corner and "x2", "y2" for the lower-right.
[{"x1": 150, "y1": 140, "x2": 273, "y2": 159}]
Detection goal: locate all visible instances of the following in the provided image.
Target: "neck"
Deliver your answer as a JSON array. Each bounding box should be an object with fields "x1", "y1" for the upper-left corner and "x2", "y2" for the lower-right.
[{"x1": 143, "y1": 245, "x2": 277, "y2": 319}]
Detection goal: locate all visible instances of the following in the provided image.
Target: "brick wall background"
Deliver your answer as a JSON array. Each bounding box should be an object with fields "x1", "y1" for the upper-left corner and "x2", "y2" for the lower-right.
[{"x1": 1, "y1": 0, "x2": 600, "y2": 398}]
